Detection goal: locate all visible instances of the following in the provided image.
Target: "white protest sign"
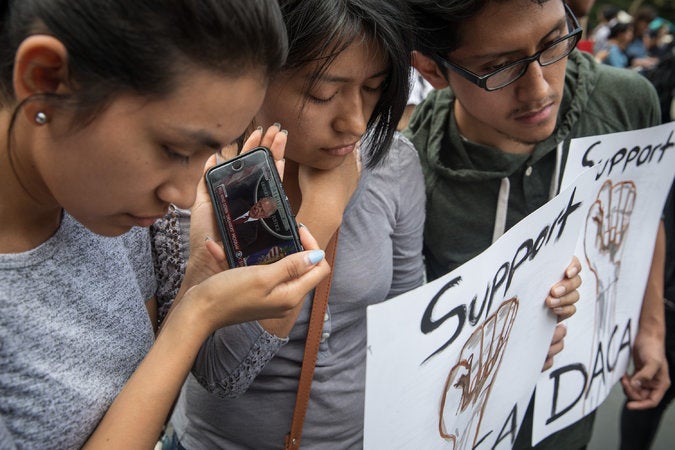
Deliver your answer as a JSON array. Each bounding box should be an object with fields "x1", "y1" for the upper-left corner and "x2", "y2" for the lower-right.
[
  {"x1": 532, "y1": 122, "x2": 675, "y2": 445},
  {"x1": 363, "y1": 169, "x2": 596, "y2": 450}
]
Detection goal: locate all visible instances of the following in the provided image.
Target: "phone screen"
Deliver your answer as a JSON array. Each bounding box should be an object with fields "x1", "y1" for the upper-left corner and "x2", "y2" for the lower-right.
[{"x1": 206, "y1": 147, "x2": 302, "y2": 267}]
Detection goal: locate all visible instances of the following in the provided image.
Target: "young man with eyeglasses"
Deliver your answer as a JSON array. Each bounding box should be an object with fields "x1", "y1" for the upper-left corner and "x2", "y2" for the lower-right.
[{"x1": 401, "y1": 0, "x2": 668, "y2": 448}]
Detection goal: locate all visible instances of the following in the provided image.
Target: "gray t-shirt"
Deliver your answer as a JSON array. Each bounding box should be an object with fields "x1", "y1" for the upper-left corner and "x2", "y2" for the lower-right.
[
  {"x1": 170, "y1": 134, "x2": 425, "y2": 449},
  {"x1": 0, "y1": 213, "x2": 156, "y2": 449}
]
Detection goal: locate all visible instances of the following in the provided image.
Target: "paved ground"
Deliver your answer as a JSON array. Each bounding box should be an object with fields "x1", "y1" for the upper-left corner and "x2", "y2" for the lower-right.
[{"x1": 588, "y1": 381, "x2": 674, "y2": 450}]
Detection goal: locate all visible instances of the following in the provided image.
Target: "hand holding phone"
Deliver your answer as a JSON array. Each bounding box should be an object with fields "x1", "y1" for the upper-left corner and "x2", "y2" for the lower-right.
[{"x1": 205, "y1": 146, "x2": 303, "y2": 267}]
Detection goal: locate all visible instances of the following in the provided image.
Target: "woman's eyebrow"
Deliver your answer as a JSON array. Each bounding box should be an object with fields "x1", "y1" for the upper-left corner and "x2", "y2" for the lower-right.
[
  {"x1": 313, "y1": 68, "x2": 389, "y2": 84},
  {"x1": 170, "y1": 126, "x2": 224, "y2": 150}
]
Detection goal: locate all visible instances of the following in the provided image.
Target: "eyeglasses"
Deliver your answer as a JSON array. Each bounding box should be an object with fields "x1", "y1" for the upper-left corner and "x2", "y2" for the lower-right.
[{"x1": 436, "y1": 3, "x2": 582, "y2": 91}]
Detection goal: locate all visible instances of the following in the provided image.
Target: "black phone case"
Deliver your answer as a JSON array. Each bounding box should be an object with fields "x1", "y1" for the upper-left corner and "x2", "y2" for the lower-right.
[{"x1": 205, "y1": 147, "x2": 303, "y2": 267}]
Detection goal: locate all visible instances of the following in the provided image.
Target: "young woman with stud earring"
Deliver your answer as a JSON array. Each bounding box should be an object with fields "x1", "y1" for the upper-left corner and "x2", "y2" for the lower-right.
[{"x1": 0, "y1": 1, "x2": 329, "y2": 448}]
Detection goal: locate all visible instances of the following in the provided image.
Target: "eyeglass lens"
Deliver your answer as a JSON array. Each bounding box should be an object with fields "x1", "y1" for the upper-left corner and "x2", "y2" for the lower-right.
[{"x1": 486, "y1": 35, "x2": 577, "y2": 90}]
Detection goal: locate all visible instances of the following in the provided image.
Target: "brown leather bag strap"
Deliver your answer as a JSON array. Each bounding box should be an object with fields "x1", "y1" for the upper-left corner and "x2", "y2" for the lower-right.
[{"x1": 285, "y1": 229, "x2": 340, "y2": 450}]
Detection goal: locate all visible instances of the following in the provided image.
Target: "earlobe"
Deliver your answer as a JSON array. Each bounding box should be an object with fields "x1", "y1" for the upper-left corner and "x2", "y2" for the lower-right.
[
  {"x1": 411, "y1": 50, "x2": 450, "y2": 90},
  {"x1": 13, "y1": 35, "x2": 71, "y2": 102}
]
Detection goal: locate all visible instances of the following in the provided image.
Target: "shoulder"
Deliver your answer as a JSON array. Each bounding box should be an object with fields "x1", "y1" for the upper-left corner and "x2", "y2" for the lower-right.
[
  {"x1": 586, "y1": 48, "x2": 658, "y2": 107},
  {"x1": 591, "y1": 65, "x2": 659, "y2": 127},
  {"x1": 406, "y1": 88, "x2": 452, "y2": 136},
  {"x1": 571, "y1": 49, "x2": 657, "y2": 96},
  {"x1": 389, "y1": 132, "x2": 422, "y2": 163},
  {"x1": 595, "y1": 63, "x2": 657, "y2": 96},
  {"x1": 356, "y1": 134, "x2": 425, "y2": 213},
  {"x1": 376, "y1": 133, "x2": 424, "y2": 184},
  {"x1": 567, "y1": 51, "x2": 660, "y2": 132},
  {"x1": 121, "y1": 225, "x2": 152, "y2": 254},
  {"x1": 115, "y1": 226, "x2": 157, "y2": 300}
]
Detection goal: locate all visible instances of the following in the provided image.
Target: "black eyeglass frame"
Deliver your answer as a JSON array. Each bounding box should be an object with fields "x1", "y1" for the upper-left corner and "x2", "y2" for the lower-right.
[{"x1": 436, "y1": 3, "x2": 583, "y2": 91}]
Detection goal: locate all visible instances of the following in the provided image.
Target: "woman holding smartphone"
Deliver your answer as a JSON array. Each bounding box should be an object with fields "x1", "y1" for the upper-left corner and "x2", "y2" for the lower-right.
[
  {"x1": 162, "y1": 2, "x2": 423, "y2": 447},
  {"x1": 0, "y1": 1, "x2": 329, "y2": 448}
]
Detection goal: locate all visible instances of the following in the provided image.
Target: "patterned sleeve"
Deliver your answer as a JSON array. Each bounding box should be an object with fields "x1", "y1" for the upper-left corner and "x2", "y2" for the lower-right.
[
  {"x1": 148, "y1": 206, "x2": 190, "y2": 323},
  {"x1": 191, "y1": 321, "x2": 288, "y2": 398}
]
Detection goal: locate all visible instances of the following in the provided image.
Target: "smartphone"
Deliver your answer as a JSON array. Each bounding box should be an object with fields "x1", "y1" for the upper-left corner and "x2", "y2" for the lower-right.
[{"x1": 205, "y1": 146, "x2": 303, "y2": 267}]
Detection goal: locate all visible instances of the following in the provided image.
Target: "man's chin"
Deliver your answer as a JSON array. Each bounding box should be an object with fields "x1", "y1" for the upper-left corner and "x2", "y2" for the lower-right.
[{"x1": 507, "y1": 124, "x2": 557, "y2": 148}]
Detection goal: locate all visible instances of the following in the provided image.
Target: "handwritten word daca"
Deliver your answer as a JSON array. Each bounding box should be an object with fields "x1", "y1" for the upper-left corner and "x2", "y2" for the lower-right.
[
  {"x1": 420, "y1": 189, "x2": 582, "y2": 363},
  {"x1": 581, "y1": 130, "x2": 673, "y2": 180},
  {"x1": 545, "y1": 319, "x2": 632, "y2": 424}
]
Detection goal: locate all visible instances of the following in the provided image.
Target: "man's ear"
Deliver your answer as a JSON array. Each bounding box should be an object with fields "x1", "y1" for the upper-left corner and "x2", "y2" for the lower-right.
[
  {"x1": 412, "y1": 50, "x2": 450, "y2": 90},
  {"x1": 13, "y1": 35, "x2": 72, "y2": 121}
]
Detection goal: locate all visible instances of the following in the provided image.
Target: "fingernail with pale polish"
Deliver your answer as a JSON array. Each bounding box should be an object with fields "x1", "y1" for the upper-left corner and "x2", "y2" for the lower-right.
[
  {"x1": 204, "y1": 235, "x2": 213, "y2": 242},
  {"x1": 273, "y1": 122, "x2": 281, "y2": 129},
  {"x1": 553, "y1": 285, "x2": 566, "y2": 296},
  {"x1": 566, "y1": 266, "x2": 579, "y2": 277},
  {"x1": 307, "y1": 250, "x2": 325, "y2": 265}
]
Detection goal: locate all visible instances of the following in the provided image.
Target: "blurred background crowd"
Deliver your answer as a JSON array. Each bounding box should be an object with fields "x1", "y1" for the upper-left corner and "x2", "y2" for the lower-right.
[{"x1": 574, "y1": 0, "x2": 674, "y2": 123}]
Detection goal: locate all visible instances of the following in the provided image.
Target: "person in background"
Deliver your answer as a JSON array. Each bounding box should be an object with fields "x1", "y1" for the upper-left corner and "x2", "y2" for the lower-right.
[
  {"x1": 626, "y1": 5, "x2": 660, "y2": 71},
  {"x1": 565, "y1": 0, "x2": 594, "y2": 18},
  {"x1": 591, "y1": 3, "x2": 619, "y2": 53},
  {"x1": 646, "y1": 22, "x2": 674, "y2": 61},
  {"x1": 601, "y1": 21, "x2": 633, "y2": 68},
  {"x1": 397, "y1": 68, "x2": 434, "y2": 130},
  {"x1": 0, "y1": 1, "x2": 329, "y2": 448},
  {"x1": 565, "y1": 0, "x2": 596, "y2": 52},
  {"x1": 404, "y1": 0, "x2": 669, "y2": 448}
]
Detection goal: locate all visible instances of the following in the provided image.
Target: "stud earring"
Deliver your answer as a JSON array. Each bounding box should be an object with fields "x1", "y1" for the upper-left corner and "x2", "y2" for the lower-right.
[{"x1": 34, "y1": 112, "x2": 48, "y2": 125}]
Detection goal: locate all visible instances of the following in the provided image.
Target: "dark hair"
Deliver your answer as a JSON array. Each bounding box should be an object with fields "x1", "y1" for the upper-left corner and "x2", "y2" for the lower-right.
[
  {"x1": 407, "y1": 0, "x2": 548, "y2": 59},
  {"x1": 0, "y1": 0, "x2": 288, "y2": 118},
  {"x1": 600, "y1": 4, "x2": 619, "y2": 22},
  {"x1": 609, "y1": 21, "x2": 632, "y2": 39},
  {"x1": 633, "y1": 5, "x2": 657, "y2": 24},
  {"x1": 277, "y1": 0, "x2": 413, "y2": 168}
]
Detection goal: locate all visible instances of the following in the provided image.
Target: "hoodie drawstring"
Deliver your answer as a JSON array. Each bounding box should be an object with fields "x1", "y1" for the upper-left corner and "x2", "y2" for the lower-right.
[
  {"x1": 492, "y1": 142, "x2": 563, "y2": 243},
  {"x1": 492, "y1": 177, "x2": 510, "y2": 243},
  {"x1": 549, "y1": 142, "x2": 564, "y2": 200}
]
